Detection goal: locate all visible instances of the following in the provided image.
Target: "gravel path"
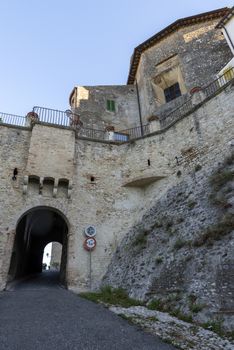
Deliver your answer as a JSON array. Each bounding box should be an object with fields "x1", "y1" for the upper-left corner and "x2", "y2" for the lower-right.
[{"x1": 0, "y1": 272, "x2": 175, "y2": 350}]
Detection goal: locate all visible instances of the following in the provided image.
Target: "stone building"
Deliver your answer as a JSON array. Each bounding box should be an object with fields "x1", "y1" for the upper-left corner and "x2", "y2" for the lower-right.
[{"x1": 0, "y1": 7, "x2": 233, "y2": 328}]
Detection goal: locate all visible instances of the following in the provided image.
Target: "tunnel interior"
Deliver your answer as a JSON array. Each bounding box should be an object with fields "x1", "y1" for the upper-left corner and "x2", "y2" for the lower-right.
[{"x1": 8, "y1": 207, "x2": 68, "y2": 285}]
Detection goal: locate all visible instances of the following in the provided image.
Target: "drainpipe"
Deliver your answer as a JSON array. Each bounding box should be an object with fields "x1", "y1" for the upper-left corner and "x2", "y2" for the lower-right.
[{"x1": 135, "y1": 80, "x2": 144, "y2": 137}]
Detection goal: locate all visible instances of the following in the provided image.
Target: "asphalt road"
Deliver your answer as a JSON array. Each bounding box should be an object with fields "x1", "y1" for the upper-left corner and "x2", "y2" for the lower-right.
[{"x1": 0, "y1": 272, "x2": 175, "y2": 350}]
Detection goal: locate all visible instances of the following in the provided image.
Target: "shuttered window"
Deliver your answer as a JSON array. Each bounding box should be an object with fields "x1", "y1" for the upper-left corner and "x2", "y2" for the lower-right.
[{"x1": 106, "y1": 100, "x2": 116, "y2": 112}]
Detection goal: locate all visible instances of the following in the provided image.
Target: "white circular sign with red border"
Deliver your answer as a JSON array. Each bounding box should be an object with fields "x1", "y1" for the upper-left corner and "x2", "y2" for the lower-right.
[{"x1": 83, "y1": 237, "x2": 97, "y2": 251}]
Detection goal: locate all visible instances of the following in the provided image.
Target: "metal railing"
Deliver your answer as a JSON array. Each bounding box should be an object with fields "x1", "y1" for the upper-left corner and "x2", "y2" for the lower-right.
[
  {"x1": 77, "y1": 127, "x2": 106, "y2": 141},
  {"x1": 160, "y1": 98, "x2": 193, "y2": 128},
  {"x1": 0, "y1": 112, "x2": 26, "y2": 127},
  {"x1": 160, "y1": 67, "x2": 234, "y2": 129},
  {"x1": 33, "y1": 106, "x2": 71, "y2": 126},
  {"x1": 119, "y1": 124, "x2": 150, "y2": 140},
  {"x1": 1, "y1": 68, "x2": 233, "y2": 141},
  {"x1": 203, "y1": 68, "x2": 234, "y2": 98}
]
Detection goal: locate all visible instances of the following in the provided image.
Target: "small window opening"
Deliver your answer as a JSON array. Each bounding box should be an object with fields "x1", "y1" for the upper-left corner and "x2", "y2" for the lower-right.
[
  {"x1": 147, "y1": 159, "x2": 151, "y2": 166},
  {"x1": 164, "y1": 82, "x2": 181, "y2": 103},
  {"x1": 12, "y1": 168, "x2": 18, "y2": 181},
  {"x1": 90, "y1": 176, "x2": 95, "y2": 182},
  {"x1": 106, "y1": 99, "x2": 115, "y2": 112}
]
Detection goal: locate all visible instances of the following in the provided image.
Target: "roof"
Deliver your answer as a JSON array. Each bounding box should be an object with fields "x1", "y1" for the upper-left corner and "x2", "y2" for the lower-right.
[
  {"x1": 216, "y1": 6, "x2": 234, "y2": 28},
  {"x1": 127, "y1": 7, "x2": 231, "y2": 84}
]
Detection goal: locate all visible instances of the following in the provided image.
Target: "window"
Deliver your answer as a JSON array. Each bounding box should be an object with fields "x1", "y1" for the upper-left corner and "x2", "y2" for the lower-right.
[
  {"x1": 152, "y1": 55, "x2": 187, "y2": 106},
  {"x1": 106, "y1": 99, "x2": 115, "y2": 112},
  {"x1": 164, "y1": 83, "x2": 182, "y2": 103}
]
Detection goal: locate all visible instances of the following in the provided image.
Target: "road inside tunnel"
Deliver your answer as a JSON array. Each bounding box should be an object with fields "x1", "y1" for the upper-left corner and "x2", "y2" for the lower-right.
[{"x1": 8, "y1": 207, "x2": 68, "y2": 286}]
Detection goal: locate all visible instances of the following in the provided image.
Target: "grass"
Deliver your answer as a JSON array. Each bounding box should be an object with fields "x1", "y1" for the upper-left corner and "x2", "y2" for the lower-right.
[
  {"x1": 148, "y1": 298, "x2": 193, "y2": 323},
  {"x1": 189, "y1": 303, "x2": 204, "y2": 313},
  {"x1": 193, "y1": 213, "x2": 234, "y2": 247},
  {"x1": 79, "y1": 286, "x2": 144, "y2": 307},
  {"x1": 170, "y1": 309, "x2": 193, "y2": 323},
  {"x1": 147, "y1": 299, "x2": 165, "y2": 311},
  {"x1": 201, "y1": 320, "x2": 224, "y2": 337}
]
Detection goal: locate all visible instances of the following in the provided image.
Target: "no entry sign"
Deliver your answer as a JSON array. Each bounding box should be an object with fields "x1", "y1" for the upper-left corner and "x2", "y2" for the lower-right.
[{"x1": 83, "y1": 237, "x2": 97, "y2": 251}]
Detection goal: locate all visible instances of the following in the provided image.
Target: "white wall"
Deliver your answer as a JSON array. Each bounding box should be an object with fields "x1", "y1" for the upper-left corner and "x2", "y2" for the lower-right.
[{"x1": 223, "y1": 16, "x2": 234, "y2": 55}]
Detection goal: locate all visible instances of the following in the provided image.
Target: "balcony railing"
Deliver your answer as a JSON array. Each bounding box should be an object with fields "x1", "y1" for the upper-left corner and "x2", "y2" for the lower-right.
[
  {"x1": 1, "y1": 67, "x2": 233, "y2": 141},
  {"x1": 119, "y1": 124, "x2": 150, "y2": 140},
  {"x1": 0, "y1": 112, "x2": 26, "y2": 127},
  {"x1": 161, "y1": 67, "x2": 234, "y2": 129},
  {"x1": 33, "y1": 106, "x2": 71, "y2": 127},
  {"x1": 203, "y1": 67, "x2": 234, "y2": 98}
]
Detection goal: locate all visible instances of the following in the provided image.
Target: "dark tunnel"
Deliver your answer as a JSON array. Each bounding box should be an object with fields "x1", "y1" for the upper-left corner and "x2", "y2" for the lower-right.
[{"x1": 8, "y1": 207, "x2": 68, "y2": 285}]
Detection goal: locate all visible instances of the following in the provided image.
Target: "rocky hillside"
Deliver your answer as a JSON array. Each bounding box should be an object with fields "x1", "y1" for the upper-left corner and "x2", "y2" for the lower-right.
[{"x1": 103, "y1": 151, "x2": 234, "y2": 331}]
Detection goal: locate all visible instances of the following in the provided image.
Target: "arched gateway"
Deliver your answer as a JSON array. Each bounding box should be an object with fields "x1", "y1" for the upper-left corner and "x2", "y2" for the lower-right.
[{"x1": 8, "y1": 206, "x2": 69, "y2": 286}]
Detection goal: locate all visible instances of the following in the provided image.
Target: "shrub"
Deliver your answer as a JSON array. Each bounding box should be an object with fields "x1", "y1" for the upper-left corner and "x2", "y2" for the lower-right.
[
  {"x1": 174, "y1": 238, "x2": 187, "y2": 250},
  {"x1": 193, "y1": 213, "x2": 234, "y2": 247},
  {"x1": 195, "y1": 164, "x2": 202, "y2": 172},
  {"x1": 202, "y1": 320, "x2": 224, "y2": 337},
  {"x1": 189, "y1": 303, "x2": 203, "y2": 313},
  {"x1": 210, "y1": 170, "x2": 233, "y2": 192},
  {"x1": 147, "y1": 299, "x2": 165, "y2": 311},
  {"x1": 188, "y1": 200, "x2": 197, "y2": 209},
  {"x1": 155, "y1": 256, "x2": 163, "y2": 264},
  {"x1": 132, "y1": 231, "x2": 148, "y2": 247},
  {"x1": 170, "y1": 309, "x2": 193, "y2": 323},
  {"x1": 223, "y1": 152, "x2": 234, "y2": 166}
]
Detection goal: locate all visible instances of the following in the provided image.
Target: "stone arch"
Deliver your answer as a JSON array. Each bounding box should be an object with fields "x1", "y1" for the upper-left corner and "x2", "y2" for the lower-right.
[{"x1": 8, "y1": 206, "x2": 69, "y2": 286}]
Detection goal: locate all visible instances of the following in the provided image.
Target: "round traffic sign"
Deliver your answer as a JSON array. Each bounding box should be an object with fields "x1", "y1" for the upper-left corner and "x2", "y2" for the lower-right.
[
  {"x1": 83, "y1": 237, "x2": 97, "y2": 251},
  {"x1": 84, "y1": 225, "x2": 96, "y2": 238}
]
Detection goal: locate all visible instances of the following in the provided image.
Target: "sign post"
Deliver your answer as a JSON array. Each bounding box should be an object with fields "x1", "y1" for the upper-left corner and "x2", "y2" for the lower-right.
[{"x1": 83, "y1": 236, "x2": 97, "y2": 290}]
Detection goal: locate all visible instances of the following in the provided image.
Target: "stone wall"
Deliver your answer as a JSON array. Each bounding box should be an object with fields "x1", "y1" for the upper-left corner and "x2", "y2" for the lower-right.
[
  {"x1": 50, "y1": 242, "x2": 62, "y2": 270},
  {"x1": 0, "y1": 83, "x2": 233, "y2": 301},
  {"x1": 102, "y1": 85, "x2": 234, "y2": 329},
  {"x1": 70, "y1": 85, "x2": 139, "y2": 131}
]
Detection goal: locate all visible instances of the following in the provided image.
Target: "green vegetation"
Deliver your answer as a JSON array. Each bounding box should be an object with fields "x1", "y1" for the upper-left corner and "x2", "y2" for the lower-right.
[
  {"x1": 119, "y1": 314, "x2": 136, "y2": 322},
  {"x1": 209, "y1": 152, "x2": 233, "y2": 207},
  {"x1": 187, "y1": 200, "x2": 197, "y2": 209},
  {"x1": 210, "y1": 170, "x2": 233, "y2": 192},
  {"x1": 147, "y1": 299, "x2": 164, "y2": 311},
  {"x1": 201, "y1": 320, "x2": 224, "y2": 337},
  {"x1": 189, "y1": 303, "x2": 204, "y2": 313},
  {"x1": 174, "y1": 238, "x2": 187, "y2": 250},
  {"x1": 79, "y1": 286, "x2": 143, "y2": 307},
  {"x1": 195, "y1": 164, "x2": 202, "y2": 172},
  {"x1": 148, "y1": 298, "x2": 193, "y2": 323},
  {"x1": 170, "y1": 309, "x2": 193, "y2": 323},
  {"x1": 193, "y1": 213, "x2": 234, "y2": 247},
  {"x1": 132, "y1": 231, "x2": 148, "y2": 247},
  {"x1": 155, "y1": 256, "x2": 163, "y2": 264}
]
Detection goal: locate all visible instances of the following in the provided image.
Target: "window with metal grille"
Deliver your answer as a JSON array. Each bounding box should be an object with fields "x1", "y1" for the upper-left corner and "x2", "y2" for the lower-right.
[
  {"x1": 164, "y1": 82, "x2": 181, "y2": 103},
  {"x1": 106, "y1": 99, "x2": 115, "y2": 112}
]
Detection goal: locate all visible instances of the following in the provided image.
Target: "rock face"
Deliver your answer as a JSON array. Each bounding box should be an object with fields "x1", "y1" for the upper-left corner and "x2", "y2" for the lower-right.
[{"x1": 103, "y1": 152, "x2": 234, "y2": 330}]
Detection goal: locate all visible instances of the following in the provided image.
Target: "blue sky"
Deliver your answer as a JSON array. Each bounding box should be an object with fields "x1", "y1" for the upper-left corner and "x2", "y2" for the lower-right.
[{"x1": 0, "y1": 0, "x2": 232, "y2": 115}]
